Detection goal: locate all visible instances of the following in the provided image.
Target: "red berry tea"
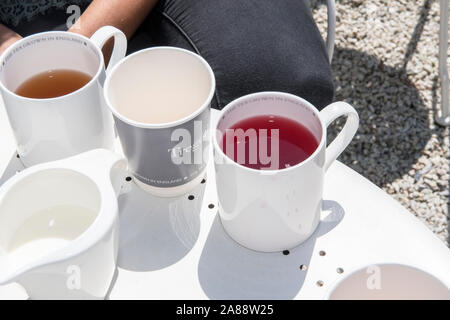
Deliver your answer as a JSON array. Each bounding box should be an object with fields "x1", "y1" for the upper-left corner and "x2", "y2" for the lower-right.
[{"x1": 221, "y1": 115, "x2": 319, "y2": 170}]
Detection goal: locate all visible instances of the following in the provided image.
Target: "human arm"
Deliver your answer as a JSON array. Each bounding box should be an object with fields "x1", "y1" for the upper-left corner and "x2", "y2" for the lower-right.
[
  {"x1": 0, "y1": 24, "x2": 22, "y2": 55},
  {"x1": 68, "y1": 0, "x2": 158, "y2": 62}
]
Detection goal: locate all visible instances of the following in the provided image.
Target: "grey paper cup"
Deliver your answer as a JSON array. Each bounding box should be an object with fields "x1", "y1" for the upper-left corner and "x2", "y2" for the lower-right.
[{"x1": 104, "y1": 47, "x2": 215, "y2": 197}]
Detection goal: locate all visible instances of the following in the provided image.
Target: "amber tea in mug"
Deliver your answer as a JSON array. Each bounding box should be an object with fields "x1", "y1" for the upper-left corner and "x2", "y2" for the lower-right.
[{"x1": 15, "y1": 69, "x2": 92, "y2": 99}]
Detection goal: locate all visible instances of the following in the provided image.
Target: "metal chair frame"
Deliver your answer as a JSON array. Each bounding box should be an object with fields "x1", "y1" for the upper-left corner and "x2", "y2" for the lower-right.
[{"x1": 436, "y1": 0, "x2": 449, "y2": 126}]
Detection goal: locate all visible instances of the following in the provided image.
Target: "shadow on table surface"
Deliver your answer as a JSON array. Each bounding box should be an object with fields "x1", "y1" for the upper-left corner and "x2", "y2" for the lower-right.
[
  {"x1": 197, "y1": 200, "x2": 345, "y2": 299},
  {"x1": 116, "y1": 177, "x2": 206, "y2": 272}
]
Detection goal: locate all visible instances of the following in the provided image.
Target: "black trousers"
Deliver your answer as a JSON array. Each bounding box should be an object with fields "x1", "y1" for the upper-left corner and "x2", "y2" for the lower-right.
[{"x1": 9, "y1": 0, "x2": 334, "y2": 110}]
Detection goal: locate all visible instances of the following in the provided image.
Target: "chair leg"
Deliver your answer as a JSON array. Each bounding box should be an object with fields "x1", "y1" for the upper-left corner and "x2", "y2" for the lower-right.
[
  {"x1": 436, "y1": 0, "x2": 450, "y2": 126},
  {"x1": 326, "y1": 0, "x2": 336, "y2": 63}
]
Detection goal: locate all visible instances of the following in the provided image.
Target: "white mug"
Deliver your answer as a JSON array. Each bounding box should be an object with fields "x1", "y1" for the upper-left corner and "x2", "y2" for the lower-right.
[
  {"x1": 0, "y1": 26, "x2": 127, "y2": 166},
  {"x1": 213, "y1": 92, "x2": 359, "y2": 252}
]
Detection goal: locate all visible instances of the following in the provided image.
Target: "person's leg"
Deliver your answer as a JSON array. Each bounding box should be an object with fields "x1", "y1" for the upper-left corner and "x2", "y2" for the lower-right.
[
  {"x1": 130, "y1": 0, "x2": 334, "y2": 110},
  {"x1": 127, "y1": 5, "x2": 194, "y2": 56}
]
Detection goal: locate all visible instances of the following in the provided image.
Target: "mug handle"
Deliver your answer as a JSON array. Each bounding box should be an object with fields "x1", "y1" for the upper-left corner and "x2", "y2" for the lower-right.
[
  {"x1": 319, "y1": 102, "x2": 359, "y2": 171},
  {"x1": 90, "y1": 26, "x2": 127, "y2": 74}
]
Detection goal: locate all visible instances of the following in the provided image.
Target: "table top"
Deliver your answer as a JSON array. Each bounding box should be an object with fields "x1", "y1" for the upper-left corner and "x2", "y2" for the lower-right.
[{"x1": 0, "y1": 107, "x2": 449, "y2": 300}]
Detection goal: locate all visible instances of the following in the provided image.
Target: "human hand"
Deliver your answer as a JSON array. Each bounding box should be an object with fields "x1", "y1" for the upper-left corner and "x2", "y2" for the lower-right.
[
  {"x1": 0, "y1": 24, "x2": 22, "y2": 56},
  {"x1": 67, "y1": 0, "x2": 158, "y2": 65}
]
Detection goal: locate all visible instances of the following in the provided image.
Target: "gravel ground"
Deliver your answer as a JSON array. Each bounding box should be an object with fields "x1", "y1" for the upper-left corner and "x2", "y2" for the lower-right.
[{"x1": 310, "y1": 0, "x2": 449, "y2": 246}]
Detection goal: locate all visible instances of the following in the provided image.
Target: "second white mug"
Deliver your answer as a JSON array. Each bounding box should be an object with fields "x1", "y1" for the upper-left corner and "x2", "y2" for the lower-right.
[{"x1": 213, "y1": 92, "x2": 359, "y2": 252}]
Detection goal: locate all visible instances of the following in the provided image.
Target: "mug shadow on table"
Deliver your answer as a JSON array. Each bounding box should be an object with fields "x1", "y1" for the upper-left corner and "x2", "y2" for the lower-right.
[
  {"x1": 116, "y1": 176, "x2": 206, "y2": 272},
  {"x1": 197, "y1": 200, "x2": 345, "y2": 300}
]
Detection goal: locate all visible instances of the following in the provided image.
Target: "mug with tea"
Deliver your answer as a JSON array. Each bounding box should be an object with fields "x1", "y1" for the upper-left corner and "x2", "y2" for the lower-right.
[
  {"x1": 213, "y1": 92, "x2": 359, "y2": 252},
  {"x1": 104, "y1": 47, "x2": 216, "y2": 197},
  {"x1": 0, "y1": 26, "x2": 127, "y2": 166}
]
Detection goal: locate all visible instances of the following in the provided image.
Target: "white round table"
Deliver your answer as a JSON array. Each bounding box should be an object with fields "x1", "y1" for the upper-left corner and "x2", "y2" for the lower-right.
[{"x1": 0, "y1": 107, "x2": 449, "y2": 299}]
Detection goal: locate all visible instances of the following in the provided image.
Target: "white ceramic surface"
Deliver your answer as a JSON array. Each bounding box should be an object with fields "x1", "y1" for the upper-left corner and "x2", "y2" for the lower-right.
[
  {"x1": 0, "y1": 149, "x2": 126, "y2": 299},
  {"x1": 0, "y1": 26, "x2": 127, "y2": 166},
  {"x1": 213, "y1": 92, "x2": 359, "y2": 252},
  {"x1": 326, "y1": 263, "x2": 450, "y2": 300}
]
